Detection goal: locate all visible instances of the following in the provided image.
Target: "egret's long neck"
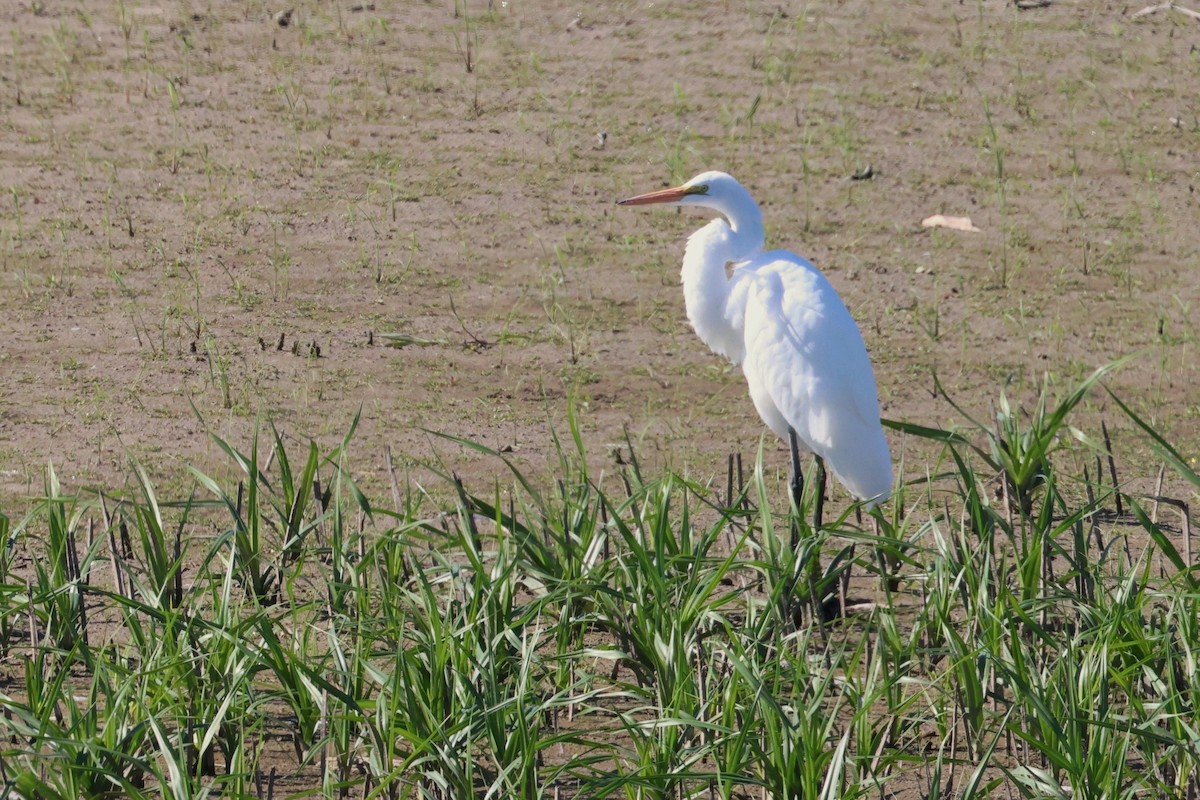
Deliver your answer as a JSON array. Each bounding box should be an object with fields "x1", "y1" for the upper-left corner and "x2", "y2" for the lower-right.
[
  {"x1": 681, "y1": 219, "x2": 759, "y2": 364},
  {"x1": 679, "y1": 183, "x2": 766, "y2": 363},
  {"x1": 720, "y1": 194, "x2": 765, "y2": 261}
]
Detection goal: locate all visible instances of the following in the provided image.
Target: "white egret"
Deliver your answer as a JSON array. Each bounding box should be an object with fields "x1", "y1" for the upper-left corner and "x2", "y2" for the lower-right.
[{"x1": 618, "y1": 171, "x2": 892, "y2": 520}]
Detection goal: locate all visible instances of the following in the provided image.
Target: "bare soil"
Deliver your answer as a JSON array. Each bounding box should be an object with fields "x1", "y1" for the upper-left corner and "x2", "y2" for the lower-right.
[{"x1": 3, "y1": 0, "x2": 1198, "y2": 510}]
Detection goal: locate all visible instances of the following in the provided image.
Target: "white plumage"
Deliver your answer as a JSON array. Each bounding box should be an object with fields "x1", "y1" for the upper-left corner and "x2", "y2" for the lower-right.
[{"x1": 618, "y1": 171, "x2": 892, "y2": 505}]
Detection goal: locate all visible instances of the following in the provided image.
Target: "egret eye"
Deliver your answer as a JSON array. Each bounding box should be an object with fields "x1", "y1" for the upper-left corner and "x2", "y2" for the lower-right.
[{"x1": 687, "y1": 184, "x2": 710, "y2": 195}]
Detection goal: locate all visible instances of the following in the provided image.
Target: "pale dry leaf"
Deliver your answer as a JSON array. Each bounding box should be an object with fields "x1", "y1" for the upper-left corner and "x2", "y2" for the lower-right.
[
  {"x1": 921, "y1": 214, "x2": 982, "y2": 233},
  {"x1": 1133, "y1": 2, "x2": 1200, "y2": 19}
]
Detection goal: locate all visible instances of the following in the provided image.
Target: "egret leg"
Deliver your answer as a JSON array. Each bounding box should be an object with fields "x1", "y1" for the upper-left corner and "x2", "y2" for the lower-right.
[
  {"x1": 809, "y1": 455, "x2": 836, "y2": 622},
  {"x1": 813, "y1": 456, "x2": 827, "y2": 532},
  {"x1": 785, "y1": 429, "x2": 837, "y2": 626},
  {"x1": 787, "y1": 427, "x2": 804, "y2": 550}
]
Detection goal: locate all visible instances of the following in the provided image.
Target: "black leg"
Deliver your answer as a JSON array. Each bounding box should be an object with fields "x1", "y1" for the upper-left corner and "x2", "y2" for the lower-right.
[
  {"x1": 809, "y1": 455, "x2": 837, "y2": 621},
  {"x1": 787, "y1": 427, "x2": 804, "y2": 550},
  {"x1": 784, "y1": 429, "x2": 838, "y2": 628},
  {"x1": 813, "y1": 455, "x2": 827, "y2": 532}
]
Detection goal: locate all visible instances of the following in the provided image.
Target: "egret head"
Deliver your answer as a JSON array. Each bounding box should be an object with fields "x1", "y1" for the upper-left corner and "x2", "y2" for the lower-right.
[
  {"x1": 617, "y1": 171, "x2": 739, "y2": 208},
  {"x1": 618, "y1": 171, "x2": 763, "y2": 246}
]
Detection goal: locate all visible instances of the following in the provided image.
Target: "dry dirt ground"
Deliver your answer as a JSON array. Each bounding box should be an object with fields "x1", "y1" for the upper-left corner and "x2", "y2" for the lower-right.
[{"x1": 2, "y1": 0, "x2": 1198, "y2": 509}]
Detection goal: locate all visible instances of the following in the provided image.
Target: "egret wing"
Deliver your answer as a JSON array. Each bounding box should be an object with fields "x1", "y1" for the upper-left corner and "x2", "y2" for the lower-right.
[{"x1": 738, "y1": 252, "x2": 892, "y2": 501}]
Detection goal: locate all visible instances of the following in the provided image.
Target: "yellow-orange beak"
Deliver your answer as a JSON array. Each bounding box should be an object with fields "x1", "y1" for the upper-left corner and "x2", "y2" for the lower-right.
[{"x1": 617, "y1": 185, "x2": 690, "y2": 206}]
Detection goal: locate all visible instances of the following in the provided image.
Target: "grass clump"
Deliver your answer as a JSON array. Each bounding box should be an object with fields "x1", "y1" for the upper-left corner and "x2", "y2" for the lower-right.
[{"x1": 0, "y1": 365, "x2": 1198, "y2": 798}]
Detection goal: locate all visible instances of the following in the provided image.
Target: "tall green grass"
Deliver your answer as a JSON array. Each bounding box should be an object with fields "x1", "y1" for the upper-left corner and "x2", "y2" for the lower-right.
[{"x1": 0, "y1": 366, "x2": 1197, "y2": 798}]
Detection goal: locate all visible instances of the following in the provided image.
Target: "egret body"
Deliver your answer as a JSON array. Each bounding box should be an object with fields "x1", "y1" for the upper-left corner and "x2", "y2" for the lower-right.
[{"x1": 618, "y1": 171, "x2": 892, "y2": 509}]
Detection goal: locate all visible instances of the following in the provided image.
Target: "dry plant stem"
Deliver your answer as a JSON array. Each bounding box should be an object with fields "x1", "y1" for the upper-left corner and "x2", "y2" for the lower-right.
[
  {"x1": 726, "y1": 452, "x2": 735, "y2": 510},
  {"x1": 385, "y1": 445, "x2": 403, "y2": 514},
  {"x1": 737, "y1": 453, "x2": 745, "y2": 509},
  {"x1": 105, "y1": 517, "x2": 127, "y2": 599},
  {"x1": 1086, "y1": 476, "x2": 1106, "y2": 554},
  {"x1": 70, "y1": 518, "x2": 87, "y2": 647},
  {"x1": 1103, "y1": 419, "x2": 1123, "y2": 516},
  {"x1": 26, "y1": 581, "x2": 37, "y2": 656},
  {"x1": 1152, "y1": 463, "x2": 1165, "y2": 524}
]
